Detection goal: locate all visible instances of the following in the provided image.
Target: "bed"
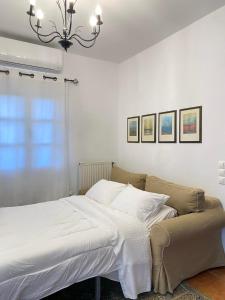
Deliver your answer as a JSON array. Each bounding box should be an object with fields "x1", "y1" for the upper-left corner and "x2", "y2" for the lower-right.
[{"x1": 0, "y1": 195, "x2": 151, "y2": 300}]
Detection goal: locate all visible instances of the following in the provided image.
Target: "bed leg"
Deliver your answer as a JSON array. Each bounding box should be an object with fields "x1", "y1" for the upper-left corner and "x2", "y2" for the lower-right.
[{"x1": 95, "y1": 276, "x2": 101, "y2": 300}]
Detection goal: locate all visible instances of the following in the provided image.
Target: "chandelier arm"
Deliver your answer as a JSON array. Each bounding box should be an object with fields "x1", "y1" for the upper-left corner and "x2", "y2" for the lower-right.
[
  {"x1": 36, "y1": 33, "x2": 62, "y2": 44},
  {"x1": 72, "y1": 36, "x2": 97, "y2": 48},
  {"x1": 29, "y1": 15, "x2": 63, "y2": 39},
  {"x1": 69, "y1": 25, "x2": 100, "y2": 42}
]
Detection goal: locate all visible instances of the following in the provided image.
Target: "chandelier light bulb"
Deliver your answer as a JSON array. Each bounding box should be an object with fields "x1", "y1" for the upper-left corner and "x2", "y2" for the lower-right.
[
  {"x1": 89, "y1": 15, "x2": 97, "y2": 27},
  {"x1": 68, "y1": 0, "x2": 76, "y2": 13},
  {"x1": 36, "y1": 9, "x2": 44, "y2": 20},
  {"x1": 95, "y1": 5, "x2": 102, "y2": 16},
  {"x1": 30, "y1": 0, "x2": 36, "y2": 6},
  {"x1": 69, "y1": 0, "x2": 75, "y2": 8}
]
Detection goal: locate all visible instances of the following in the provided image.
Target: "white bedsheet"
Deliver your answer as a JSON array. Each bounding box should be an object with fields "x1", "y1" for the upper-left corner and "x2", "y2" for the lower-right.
[{"x1": 0, "y1": 196, "x2": 151, "y2": 300}]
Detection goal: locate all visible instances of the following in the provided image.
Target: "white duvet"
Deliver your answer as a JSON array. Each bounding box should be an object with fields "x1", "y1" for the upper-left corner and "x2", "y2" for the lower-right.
[{"x1": 0, "y1": 196, "x2": 151, "y2": 300}]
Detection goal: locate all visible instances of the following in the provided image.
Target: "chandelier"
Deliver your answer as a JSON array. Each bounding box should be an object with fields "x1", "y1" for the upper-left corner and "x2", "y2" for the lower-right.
[{"x1": 26, "y1": 0, "x2": 103, "y2": 51}]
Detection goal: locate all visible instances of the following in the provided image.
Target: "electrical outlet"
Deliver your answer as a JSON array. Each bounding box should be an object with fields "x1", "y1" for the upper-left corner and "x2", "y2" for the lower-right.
[
  {"x1": 219, "y1": 169, "x2": 225, "y2": 177},
  {"x1": 218, "y1": 161, "x2": 225, "y2": 169},
  {"x1": 218, "y1": 177, "x2": 225, "y2": 185}
]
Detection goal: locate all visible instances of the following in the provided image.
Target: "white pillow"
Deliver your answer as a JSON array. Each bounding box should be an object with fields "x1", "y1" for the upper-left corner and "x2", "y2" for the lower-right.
[
  {"x1": 111, "y1": 184, "x2": 169, "y2": 222},
  {"x1": 86, "y1": 179, "x2": 126, "y2": 205},
  {"x1": 146, "y1": 205, "x2": 177, "y2": 231}
]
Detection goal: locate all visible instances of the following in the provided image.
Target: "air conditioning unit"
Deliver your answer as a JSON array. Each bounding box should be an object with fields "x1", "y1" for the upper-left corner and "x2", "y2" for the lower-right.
[{"x1": 0, "y1": 37, "x2": 63, "y2": 73}]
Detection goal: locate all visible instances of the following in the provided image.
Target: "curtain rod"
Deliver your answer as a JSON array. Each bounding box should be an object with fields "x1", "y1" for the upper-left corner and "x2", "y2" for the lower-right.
[
  {"x1": 19, "y1": 72, "x2": 34, "y2": 78},
  {"x1": 0, "y1": 70, "x2": 78, "y2": 84},
  {"x1": 64, "y1": 78, "x2": 79, "y2": 85},
  {"x1": 43, "y1": 75, "x2": 57, "y2": 81},
  {"x1": 42, "y1": 76, "x2": 79, "y2": 84},
  {"x1": 0, "y1": 69, "x2": 10, "y2": 75}
]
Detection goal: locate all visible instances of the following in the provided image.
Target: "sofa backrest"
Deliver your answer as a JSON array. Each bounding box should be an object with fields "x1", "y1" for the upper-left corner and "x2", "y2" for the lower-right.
[
  {"x1": 110, "y1": 166, "x2": 208, "y2": 215},
  {"x1": 111, "y1": 166, "x2": 146, "y2": 190},
  {"x1": 145, "y1": 176, "x2": 205, "y2": 215}
]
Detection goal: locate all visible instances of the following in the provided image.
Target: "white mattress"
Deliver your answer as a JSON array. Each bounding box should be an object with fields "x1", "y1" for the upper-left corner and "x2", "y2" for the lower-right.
[{"x1": 0, "y1": 196, "x2": 151, "y2": 300}]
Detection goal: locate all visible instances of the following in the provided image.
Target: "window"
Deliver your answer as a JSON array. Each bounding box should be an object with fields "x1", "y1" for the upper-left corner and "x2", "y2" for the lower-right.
[
  {"x1": 0, "y1": 96, "x2": 25, "y2": 171},
  {"x1": 0, "y1": 78, "x2": 69, "y2": 206},
  {"x1": 0, "y1": 96, "x2": 64, "y2": 172},
  {"x1": 32, "y1": 99, "x2": 56, "y2": 169}
]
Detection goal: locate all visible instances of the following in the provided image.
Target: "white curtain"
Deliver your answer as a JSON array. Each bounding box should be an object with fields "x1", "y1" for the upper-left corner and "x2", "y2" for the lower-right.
[{"x1": 0, "y1": 73, "x2": 69, "y2": 207}]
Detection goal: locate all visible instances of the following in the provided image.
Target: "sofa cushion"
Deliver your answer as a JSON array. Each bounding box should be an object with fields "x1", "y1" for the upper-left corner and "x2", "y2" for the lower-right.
[
  {"x1": 145, "y1": 176, "x2": 205, "y2": 215},
  {"x1": 111, "y1": 166, "x2": 146, "y2": 190}
]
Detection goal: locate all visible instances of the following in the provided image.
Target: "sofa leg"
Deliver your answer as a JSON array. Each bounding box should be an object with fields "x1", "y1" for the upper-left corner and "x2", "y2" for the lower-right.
[{"x1": 95, "y1": 277, "x2": 101, "y2": 300}]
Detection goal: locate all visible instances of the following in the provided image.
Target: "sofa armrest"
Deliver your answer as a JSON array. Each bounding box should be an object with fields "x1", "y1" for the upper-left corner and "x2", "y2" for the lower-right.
[
  {"x1": 204, "y1": 195, "x2": 223, "y2": 209},
  {"x1": 153, "y1": 206, "x2": 225, "y2": 243},
  {"x1": 150, "y1": 206, "x2": 225, "y2": 294}
]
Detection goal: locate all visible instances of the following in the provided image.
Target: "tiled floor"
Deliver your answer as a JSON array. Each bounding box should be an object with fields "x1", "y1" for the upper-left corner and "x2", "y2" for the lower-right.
[{"x1": 187, "y1": 267, "x2": 225, "y2": 300}]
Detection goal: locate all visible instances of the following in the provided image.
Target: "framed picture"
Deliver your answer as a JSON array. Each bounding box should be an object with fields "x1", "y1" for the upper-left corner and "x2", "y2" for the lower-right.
[
  {"x1": 141, "y1": 114, "x2": 156, "y2": 143},
  {"x1": 158, "y1": 110, "x2": 177, "y2": 143},
  {"x1": 179, "y1": 106, "x2": 202, "y2": 143},
  {"x1": 127, "y1": 116, "x2": 140, "y2": 143}
]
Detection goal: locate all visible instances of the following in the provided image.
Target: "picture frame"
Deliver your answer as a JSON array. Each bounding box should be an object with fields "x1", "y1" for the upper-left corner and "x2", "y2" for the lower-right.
[
  {"x1": 158, "y1": 110, "x2": 177, "y2": 143},
  {"x1": 127, "y1": 116, "x2": 140, "y2": 143},
  {"x1": 179, "y1": 106, "x2": 202, "y2": 143},
  {"x1": 141, "y1": 114, "x2": 156, "y2": 143}
]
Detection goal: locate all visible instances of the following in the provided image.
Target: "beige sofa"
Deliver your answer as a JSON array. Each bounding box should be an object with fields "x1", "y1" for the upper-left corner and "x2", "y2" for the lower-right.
[{"x1": 111, "y1": 166, "x2": 225, "y2": 294}]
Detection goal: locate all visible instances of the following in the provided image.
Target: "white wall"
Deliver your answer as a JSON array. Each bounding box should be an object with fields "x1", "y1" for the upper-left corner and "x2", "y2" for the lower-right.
[
  {"x1": 63, "y1": 53, "x2": 118, "y2": 193},
  {"x1": 117, "y1": 6, "x2": 225, "y2": 245}
]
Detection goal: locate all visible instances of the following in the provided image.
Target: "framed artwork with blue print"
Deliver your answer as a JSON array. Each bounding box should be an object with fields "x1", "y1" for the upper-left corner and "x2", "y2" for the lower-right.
[{"x1": 158, "y1": 110, "x2": 177, "y2": 143}]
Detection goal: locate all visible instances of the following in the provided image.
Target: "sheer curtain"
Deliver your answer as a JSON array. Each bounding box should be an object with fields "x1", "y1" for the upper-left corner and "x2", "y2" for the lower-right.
[{"x1": 0, "y1": 73, "x2": 69, "y2": 207}]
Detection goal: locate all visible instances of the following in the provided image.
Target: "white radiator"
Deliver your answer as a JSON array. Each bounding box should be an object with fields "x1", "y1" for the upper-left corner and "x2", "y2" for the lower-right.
[{"x1": 78, "y1": 161, "x2": 113, "y2": 192}]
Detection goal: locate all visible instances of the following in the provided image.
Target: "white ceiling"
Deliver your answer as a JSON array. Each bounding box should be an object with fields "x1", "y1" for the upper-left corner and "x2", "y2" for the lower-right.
[{"x1": 0, "y1": 0, "x2": 225, "y2": 62}]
